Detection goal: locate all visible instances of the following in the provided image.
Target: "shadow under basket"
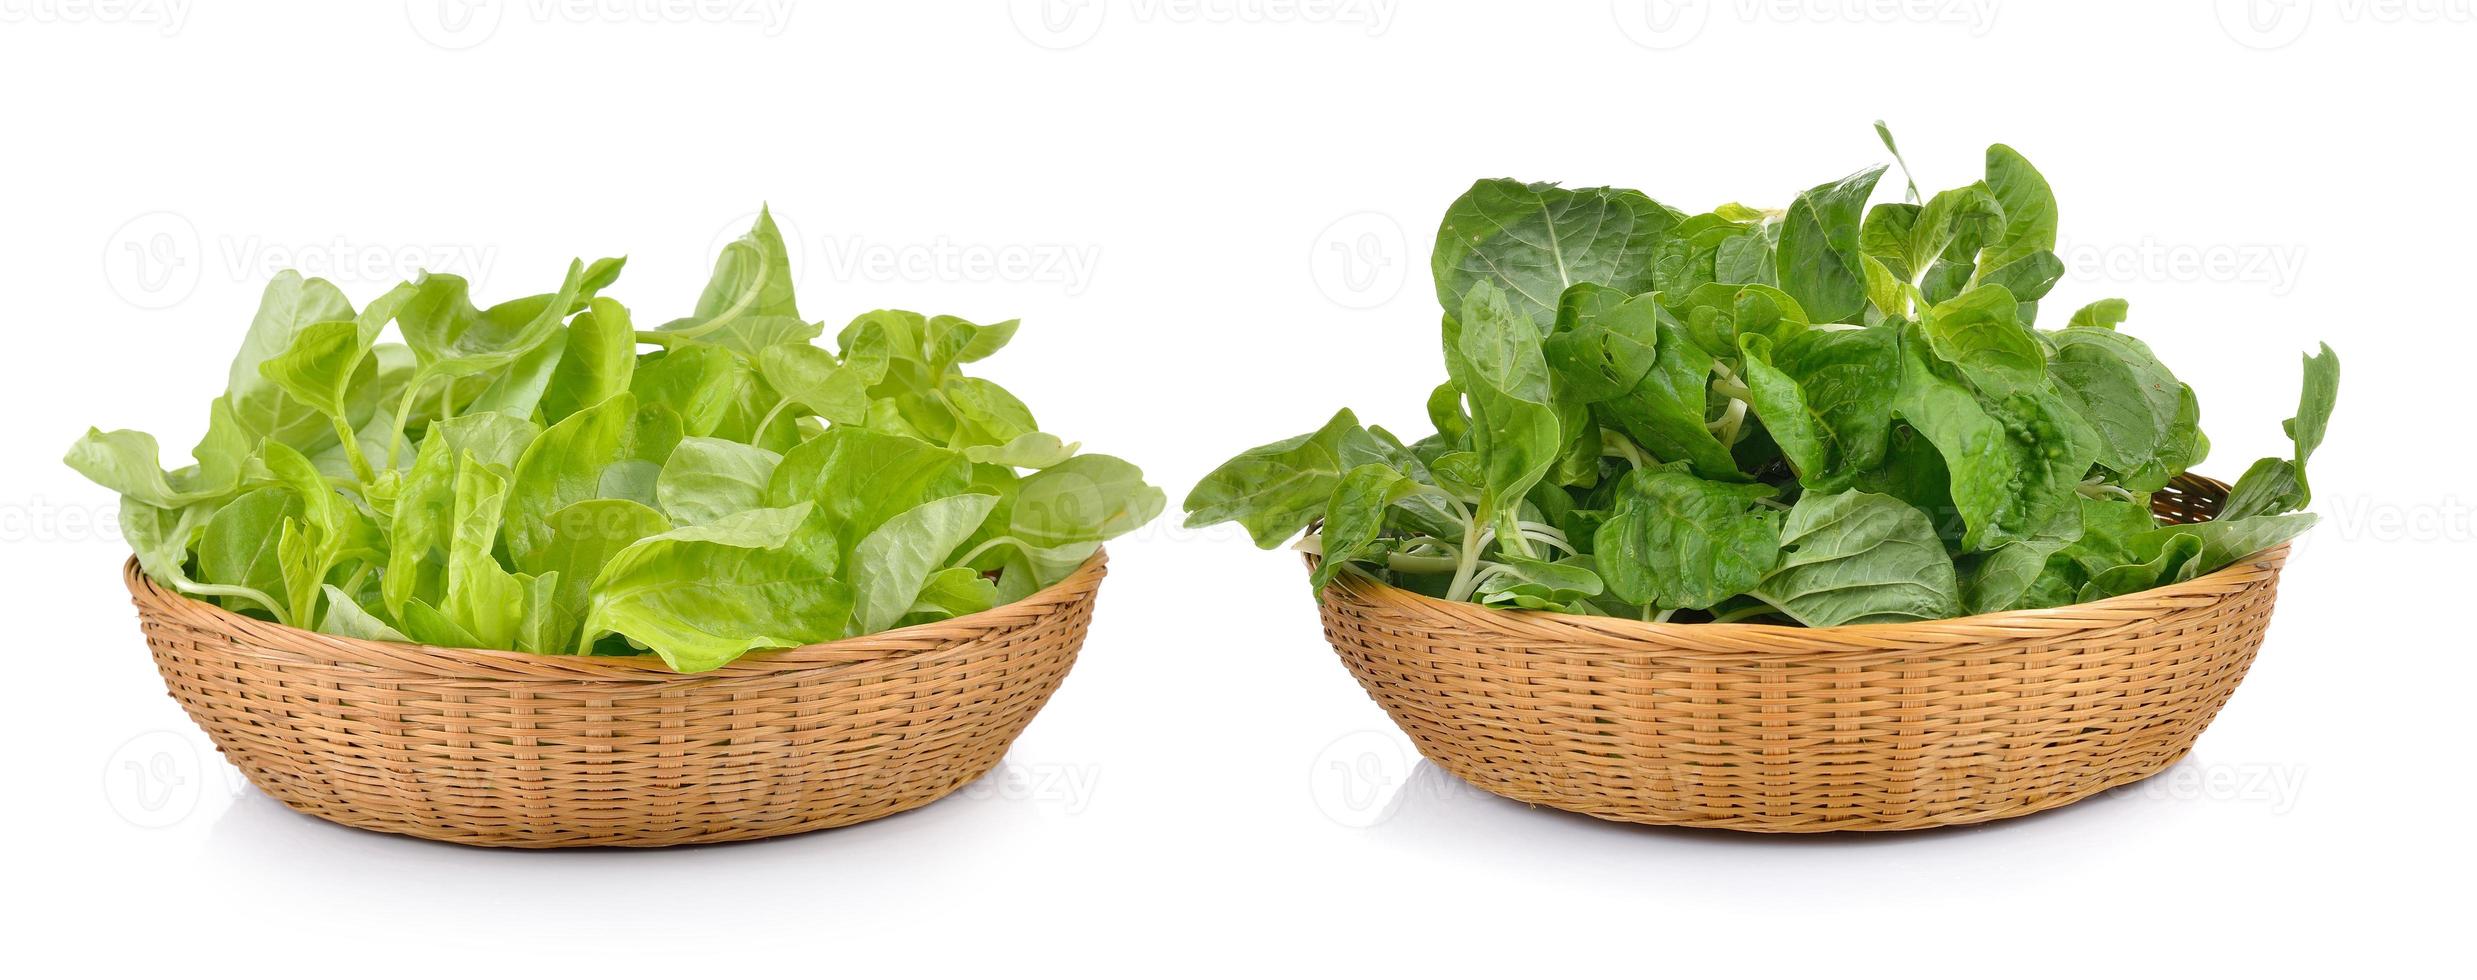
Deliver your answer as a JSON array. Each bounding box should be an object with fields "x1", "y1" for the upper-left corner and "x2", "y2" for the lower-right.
[
  {"x1": 126, "y1": 551, "x2": 1106, "y2": 847},
  {"x1": 1315, "y1": 474, "x2": 2289, "y2": 832}
]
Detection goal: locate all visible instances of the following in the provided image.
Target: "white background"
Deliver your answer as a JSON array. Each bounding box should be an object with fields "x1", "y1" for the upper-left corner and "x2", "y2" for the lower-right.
[{"x1": 3, "y1": 1, "x2": 2470, "y2": 975}]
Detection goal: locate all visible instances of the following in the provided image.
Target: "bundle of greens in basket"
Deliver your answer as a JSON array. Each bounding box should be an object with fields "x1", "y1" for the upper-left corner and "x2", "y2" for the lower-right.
[
  {"x1": 1185, "y1": 129, "x2": 2337, "y2": 626},
  {"x1": 71, "y1": 210, "x2": 1162, "y2": 671}
]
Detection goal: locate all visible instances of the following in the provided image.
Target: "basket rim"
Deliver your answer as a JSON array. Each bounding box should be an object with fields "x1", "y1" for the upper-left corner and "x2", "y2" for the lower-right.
[
  {"x1": 1318, "y1": 542, "x2": 2285, "y2": 648},
  {"x1": 1311, "y1": 469, "x2": 2295, "y2": 652},
  {"x1": 124, "y1": 547, "x2": 1107, "y2": 681}
]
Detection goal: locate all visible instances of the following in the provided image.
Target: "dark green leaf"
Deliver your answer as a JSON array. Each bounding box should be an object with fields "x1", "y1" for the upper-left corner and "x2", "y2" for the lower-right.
[
  {"x1": 1754, "y1": 490, "x2": 1961, "y2": 625},
  {"x1": 1432, "y1": 179, "x2": 1682, "y2": 332},
  {"x1": 1774, "y1": 166, "x2": 1886, "y2": 324},
  {"x1": 1592, "y1": 465, "x2": 1782, "y2": 610}
]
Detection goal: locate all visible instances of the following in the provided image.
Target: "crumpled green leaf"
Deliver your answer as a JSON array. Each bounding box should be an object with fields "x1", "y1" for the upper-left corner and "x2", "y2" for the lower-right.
[{"x1": 72, "y1": 209, "x2": 1157, "y2": 671}]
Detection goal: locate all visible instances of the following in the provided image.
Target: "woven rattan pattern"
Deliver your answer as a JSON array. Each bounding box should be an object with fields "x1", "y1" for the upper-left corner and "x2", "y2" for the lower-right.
[
  {"x1": 128, "y1": 551, "x2": 1106, "y2": 847},
  {"x1": 1317, "y1": 475, "x2": 2287, "y2": 831}
]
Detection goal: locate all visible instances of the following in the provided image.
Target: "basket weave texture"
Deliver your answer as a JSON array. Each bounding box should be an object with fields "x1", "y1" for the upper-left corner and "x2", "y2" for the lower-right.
[
  {"x1": 1317, "y1": 475, "x2": 2288, "y2": 832},
  {"x1": 127, "y1": 551, "x2": 1105, "y2": 847}
]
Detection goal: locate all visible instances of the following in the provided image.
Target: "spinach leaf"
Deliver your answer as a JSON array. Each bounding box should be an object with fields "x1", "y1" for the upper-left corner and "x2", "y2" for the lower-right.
[
  {"x1": 1443, "y1": 282, "x2": 1561, "y2": 537},
  {"x1": 1919, "y1": 284, "x2": 2045, "y2": 398},
  {"x1": 529, "y1": 498, "x2": 671, "y2": 652},
  {"x1": 1592, "y1": 310, "x2": 1742, "y2": 479},
  {"x1": 1753, "y1": 490, "x2": 1961, "y2": 625},
  {"x1": 2078, "y1": 532, "x2": 2205, "y2": 604},
  {"x1": 1739, "y1": 324, "x2": 1899, "y2": 490},
  {"x1": 1432, "y1": 179, "x2": 1681, "y2": 333},
  {"x1": 654, "y1": 436, "x2": 781, "y2": 526},
  {"x1": 1892, "y1": 321, "x2": 2097, "y2": 551},
  {"x1": 1311, "y1": 463, "x2": 1420, "y2": 592},
  {"x1": 767, "y1": 426, "x2": 974, "y2": 567},
  {"x1": 1593, "y1": 466, "x2": 1782, "y2": 610},
  {"x1": 850, "y1": 494, "x2": 1000, "y2": 634},
  {"x1": 2067, "y1": 298, "x2": 2130, "y2": 329},
  {"x1": 320, "y1": 585, "x2": 411, "y2": 643},
  {"x1": 1011, "y1": 454, "x2": 1166, "y2": 565},
  {"x1": 65, "y1": 427, "x2": 243, "y2": 510},
  {"x1": 541, "y1": 297, "x2": 637, "y2": 423},
  {"x1": 580, "y1": 508, "x2": 851, "y2": 672},
  {"x1": 1957, "y1": 503, "x2": 2084, "y2": 615},
  {"x1": 2047, "y1": 327, "x2": 2204, "y2": 492},
  {"x1": 196, "y1": 486, "x2": 302, "y2": 619},
  {"x1": 1775, "y1": 166, "x2": 1887, "y2": 324},
  {"x1": 2222, "y1": 344, "x2": 2340, "y2": 519},
  {"x1": 1186, "y1": 130, "x2": 2340, "y2": 624},
  {"x1": 399, "y1": 263, "x2": 585, "y2": 382},
  {"x1": 441, "y1": 457, "x2": 529, "y2": 651},
  {"x1": 1181, "y1": 409, "x2": 1383, "y2": 548},
  {"x1": 1543, "y1": 285, "x2": 1663, "y2": 402},
  {"x1": 1979, "y1": 145, "x2": 2060, "y2": 279},
  {"x1": 966, "y1": 432, "x2": 1080, "y2": 470},
  {"x1": 223, "y1": 272, "x2": 360, "y2": 450},
  {"x1": 909, "y1": 566, "x2": 1001, "y2": 623},
  {"x1": 504, "y1": 393, "x2": 640, "y2": 571},
  {"x1": 756, "y1": 342, "x2": 873, "y2": 427}
]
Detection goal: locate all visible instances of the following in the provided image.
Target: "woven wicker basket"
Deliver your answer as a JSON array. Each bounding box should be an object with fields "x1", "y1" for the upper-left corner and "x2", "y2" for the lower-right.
[
  {"x1": 126, "y1": 551, "x2": 1105, "y2": 847},
  {"x1": 1317, "y1": 474, "x2": 2290, "y2": 832}
]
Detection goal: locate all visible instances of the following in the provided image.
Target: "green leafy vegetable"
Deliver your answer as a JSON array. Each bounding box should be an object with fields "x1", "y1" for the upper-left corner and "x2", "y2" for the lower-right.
[
  {"x1": 1432, "y1": 179, "x2": 1681, "y2": 332},
  {"x1": 1752, "y1": 490, "x2": 1961, "y2": 625},
  {"x1": 2221, "y1": 344, "x2": 2339, "y2": 519},
  {"x1": 1593, "y1": 466, "x2": 1781, "y2": 610},
  {"x1": 72, "y1": 210, "x2": 1157, "y2": 672},
  {"x1": 1188, "y1": 128, "x2": 2339, "y2": 624}
]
